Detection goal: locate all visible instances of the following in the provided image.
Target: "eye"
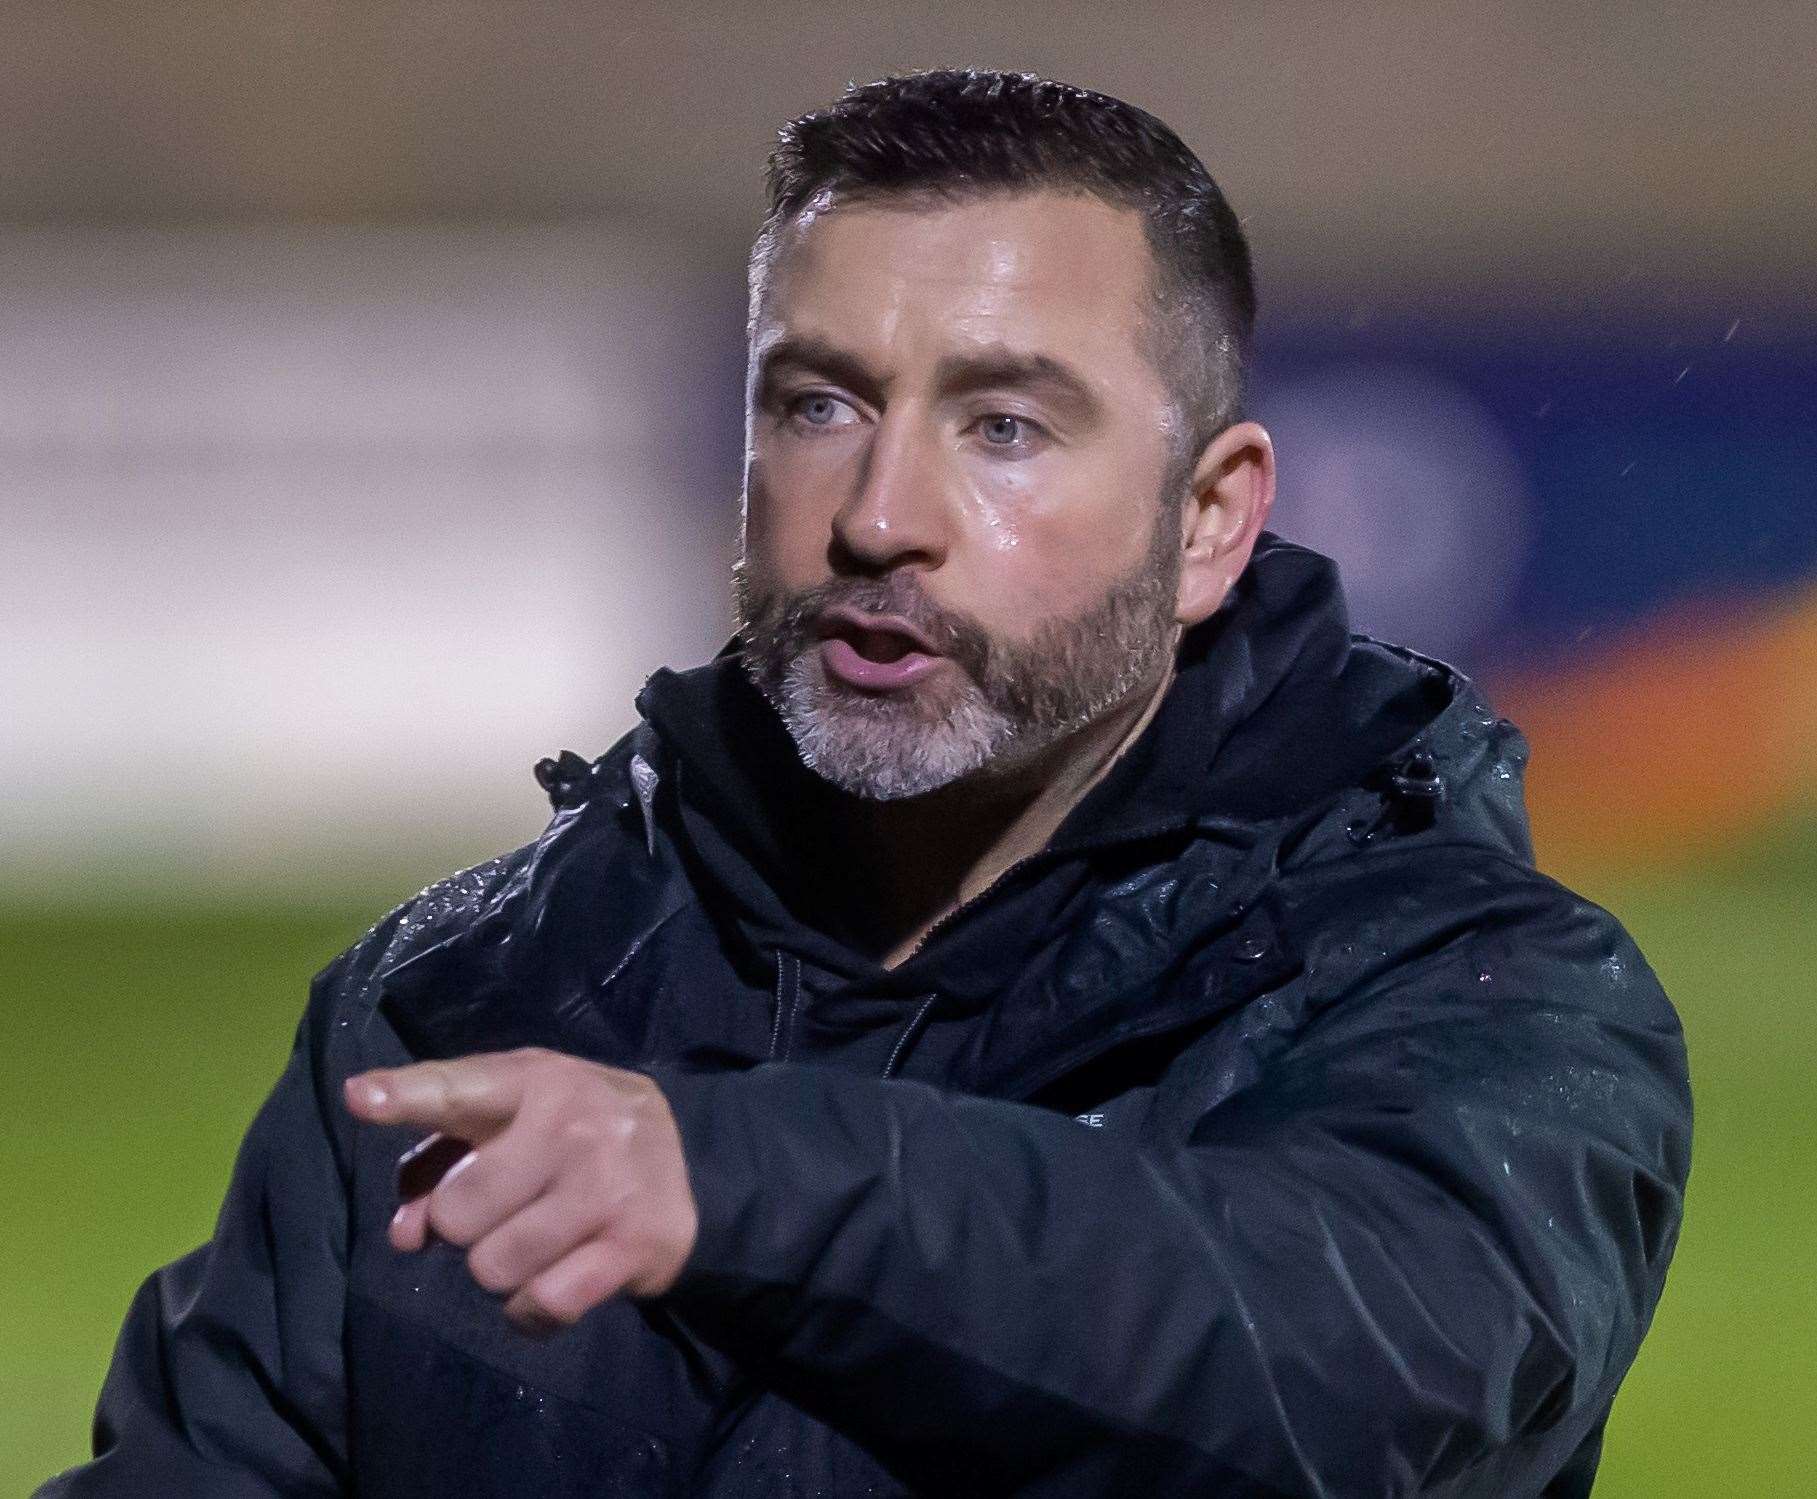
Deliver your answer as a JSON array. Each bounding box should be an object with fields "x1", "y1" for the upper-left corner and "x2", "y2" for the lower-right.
[
  {"x1": 975, "y1": 413, "x2": 1043, "y2": 450},
  {"x1": 787, "y1": 392, "x2": 859, "y2": 431}
]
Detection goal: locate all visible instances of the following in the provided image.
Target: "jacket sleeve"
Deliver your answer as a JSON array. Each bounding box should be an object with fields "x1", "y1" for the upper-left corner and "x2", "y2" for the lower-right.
[
  {"x1": 35, "y1": 943, "x2": 372, "y2": 1498},
  {"x1": 652, "y1": 883, "x2": 1692, "y2": 1497}
]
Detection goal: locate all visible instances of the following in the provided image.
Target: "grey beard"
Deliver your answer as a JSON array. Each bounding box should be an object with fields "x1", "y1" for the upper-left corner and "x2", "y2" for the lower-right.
[{"x1": 736, "y1": 511, "x2": 1181, "y2": 801}]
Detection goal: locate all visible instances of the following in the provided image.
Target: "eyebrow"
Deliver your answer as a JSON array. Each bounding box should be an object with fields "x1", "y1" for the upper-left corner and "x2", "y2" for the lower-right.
[
  {"x1": 756, "y1": 335, "x2": 887, "y2": 407},
  {"x1": 757, "y1": 334, "x2": 1102, "y2": 424},
  {"x1": 932, "y1": 347, "x2": 1101, "y2": 422}
]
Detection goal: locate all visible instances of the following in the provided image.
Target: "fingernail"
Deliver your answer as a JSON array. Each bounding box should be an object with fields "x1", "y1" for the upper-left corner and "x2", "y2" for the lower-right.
[{"x1": 352, "y1": 1078, "x2": 388, "y2": 1112}]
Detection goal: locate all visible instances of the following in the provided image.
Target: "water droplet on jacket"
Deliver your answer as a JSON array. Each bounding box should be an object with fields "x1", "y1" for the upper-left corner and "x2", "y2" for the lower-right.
[
  {"x1": 1235, "y1": 934, "x2": 1270, "y2": 962},
  {"x1": 1477, "y1": 969, "x2": 1493, "y2": 984},
  {"x1": 1502, "y1": 1159, "x2": 1512, "y2": 1175}
]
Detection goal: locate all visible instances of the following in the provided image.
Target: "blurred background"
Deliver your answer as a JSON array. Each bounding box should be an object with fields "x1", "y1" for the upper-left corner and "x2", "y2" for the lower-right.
[{"x1": 5, "y1": 3, "x2": 1813, "y2": 1489}]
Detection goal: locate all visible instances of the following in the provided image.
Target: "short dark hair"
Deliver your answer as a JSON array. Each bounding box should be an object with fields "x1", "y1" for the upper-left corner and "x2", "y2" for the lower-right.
[{"x1": 753, "y1": 69, "x2": 1257, "y2": 455}]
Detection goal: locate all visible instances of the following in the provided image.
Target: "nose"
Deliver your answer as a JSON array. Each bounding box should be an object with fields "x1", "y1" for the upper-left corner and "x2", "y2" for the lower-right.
[{"x1": 828, "y1": 410, "x2": 949, "y2": 575}]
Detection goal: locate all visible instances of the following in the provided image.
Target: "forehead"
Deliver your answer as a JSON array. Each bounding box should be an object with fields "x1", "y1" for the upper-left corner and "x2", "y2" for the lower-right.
[{"x1": 755, "y1": 190, "x2": 1160, "y2": 374}]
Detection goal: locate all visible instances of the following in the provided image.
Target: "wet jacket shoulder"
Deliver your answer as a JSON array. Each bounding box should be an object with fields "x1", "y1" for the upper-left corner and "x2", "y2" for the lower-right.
[{"x1": 38, "y1": 535, "x2": 1691, "y2": 1499}]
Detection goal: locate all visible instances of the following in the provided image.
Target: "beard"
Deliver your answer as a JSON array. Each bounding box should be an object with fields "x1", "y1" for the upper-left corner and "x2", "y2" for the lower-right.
[{"x1": 734, "y1": 504, "x2": 1183, "y2": 802}]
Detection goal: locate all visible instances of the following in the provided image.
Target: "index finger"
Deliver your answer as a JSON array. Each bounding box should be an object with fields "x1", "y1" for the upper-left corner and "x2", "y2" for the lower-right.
[{"x1": 344, "y1": 1054, "x2": 529, "y2": 1140}]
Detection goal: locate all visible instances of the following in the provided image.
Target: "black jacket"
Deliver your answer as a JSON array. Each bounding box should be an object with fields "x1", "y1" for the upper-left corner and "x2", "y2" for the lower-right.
[{"x1": 40, "y1": 535, "x2": 1691, "y2": 1497}]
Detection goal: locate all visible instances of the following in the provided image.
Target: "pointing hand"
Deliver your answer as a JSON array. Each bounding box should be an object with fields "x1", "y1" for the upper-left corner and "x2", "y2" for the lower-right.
[{"x1": 344, "y1": 1048, "x2": 698, "y2": 1333}]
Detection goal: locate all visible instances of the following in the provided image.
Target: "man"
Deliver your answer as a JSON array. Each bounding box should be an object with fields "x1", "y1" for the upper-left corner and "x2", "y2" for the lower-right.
[{"x1": 43, "y1": 71, "x2": 1690, "y2": 1497}]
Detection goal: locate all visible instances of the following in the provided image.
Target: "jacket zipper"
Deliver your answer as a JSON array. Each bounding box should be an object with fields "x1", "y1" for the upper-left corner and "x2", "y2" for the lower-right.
[{"x1": 899, "y1": 816, "x2": 1221, "y2": 965}]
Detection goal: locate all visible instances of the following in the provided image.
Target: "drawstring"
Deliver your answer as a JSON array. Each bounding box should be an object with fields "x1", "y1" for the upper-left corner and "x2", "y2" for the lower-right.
[
  {"x1": 882, "y1": 992, "x2": 940, "y2": 1080},
  {"x1": 769, "y1": 952, "x2": 802, "y2": 1060},
  {"x1": 768, "y1": 951, "x2": 939, "y2": 1080}
]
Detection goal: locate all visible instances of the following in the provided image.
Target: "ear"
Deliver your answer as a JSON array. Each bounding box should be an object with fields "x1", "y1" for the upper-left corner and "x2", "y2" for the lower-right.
[{"x1": 1175, "y1": 419, "x2": 1276, "y2": 627}]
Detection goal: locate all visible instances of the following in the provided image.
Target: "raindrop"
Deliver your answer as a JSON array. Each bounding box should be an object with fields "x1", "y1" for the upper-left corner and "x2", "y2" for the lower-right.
[{"x1": 1235, "y1": 934, "x2": 1270, "y2": 962}]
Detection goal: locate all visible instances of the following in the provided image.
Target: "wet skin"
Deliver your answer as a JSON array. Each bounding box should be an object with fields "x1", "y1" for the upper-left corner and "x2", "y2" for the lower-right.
[
  {"x1": 345, "y1": 189, "x2": 1276, "y2": 1330},
  {"x1": 748, "y1": 191, "x2": 1186, "y2": 687}
]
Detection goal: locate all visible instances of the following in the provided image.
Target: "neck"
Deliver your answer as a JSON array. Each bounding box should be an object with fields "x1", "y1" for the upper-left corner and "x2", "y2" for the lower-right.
[{"x1": 833, "y1": 656, "x2": 1178, "y2": 968}]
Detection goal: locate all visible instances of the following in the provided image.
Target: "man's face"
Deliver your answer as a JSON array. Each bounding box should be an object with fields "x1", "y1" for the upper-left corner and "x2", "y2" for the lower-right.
[{"x1": 736, "y1": 190, "x2": 1189, "y2": 800}]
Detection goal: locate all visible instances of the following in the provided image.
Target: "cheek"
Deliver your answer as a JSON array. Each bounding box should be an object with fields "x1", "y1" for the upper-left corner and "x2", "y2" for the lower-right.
[
  {"x1": 960, "y1": 466, "x2": 1038, "y2": 553},
  {"x1": 743, "y1": 452, "x2": 839, "y2": 579},
  {"x1": 954, "y1": 455, "x2": 1152, "y2": 614}
]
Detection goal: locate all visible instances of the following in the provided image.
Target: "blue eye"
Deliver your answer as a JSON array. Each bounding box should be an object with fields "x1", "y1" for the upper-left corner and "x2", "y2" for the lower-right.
[
  {"x1": 979, "y1": 413, "x2": 1042, "y2": 448},
  {"x1": 791, "y1": 393, "x2": 855, "y2": 429}
]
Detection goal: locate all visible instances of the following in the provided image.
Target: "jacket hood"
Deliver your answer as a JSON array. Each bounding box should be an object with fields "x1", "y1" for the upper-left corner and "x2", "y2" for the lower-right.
[{"x1": 633, "y1": 533, "x2": 1535, "y2": 1002}]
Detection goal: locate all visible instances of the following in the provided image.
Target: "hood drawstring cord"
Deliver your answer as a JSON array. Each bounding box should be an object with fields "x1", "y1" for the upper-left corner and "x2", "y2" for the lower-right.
[
  {"x1": 882, "y1": 993, "x2": 940, "y2": 1080},
  {"x1": 769, "y1": 951, "x2": 802, "y2": 1061},
  {"x1": 769, "y1": 951, "x2": 938, "y2": 1080}
]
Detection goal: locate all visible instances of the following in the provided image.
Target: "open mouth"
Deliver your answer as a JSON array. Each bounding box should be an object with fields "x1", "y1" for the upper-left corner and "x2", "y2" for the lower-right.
[
  {"x1": 814, "y1": 609, "x2": 946, "y2": 689},
  {"x1": 838, "y1": 627, "x2": 920, "y2": 664},
  {"x1": 815, "y1": 609, "x2": 940, "y2": 659}
]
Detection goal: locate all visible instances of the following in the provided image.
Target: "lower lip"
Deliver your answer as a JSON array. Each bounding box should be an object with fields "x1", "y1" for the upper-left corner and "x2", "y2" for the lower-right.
[{"x1": 820, "y1": 637, "x2": 946, "y2": 692}]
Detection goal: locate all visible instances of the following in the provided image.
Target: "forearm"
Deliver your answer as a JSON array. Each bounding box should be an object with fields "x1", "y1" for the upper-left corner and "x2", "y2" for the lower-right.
[{"x1": 653, "y1": 1059, "x2": 1672, "y2": 1496}]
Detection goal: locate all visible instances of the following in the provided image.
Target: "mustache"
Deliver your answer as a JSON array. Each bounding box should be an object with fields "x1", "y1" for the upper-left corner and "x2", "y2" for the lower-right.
[{"x1": 749, "y1": 576, "x2": 998, "y2": 679}]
